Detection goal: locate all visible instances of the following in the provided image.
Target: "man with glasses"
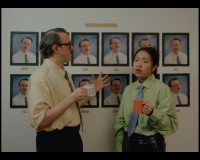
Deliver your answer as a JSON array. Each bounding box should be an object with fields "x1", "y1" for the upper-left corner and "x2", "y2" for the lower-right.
[
  {"x1": 73, "y1": 39, "x2": 97, "y2": 64},
  {"x1": 27, "y1": 28, "x2": 110, "y2": 152},
  {"x1": 12, "y1": 78, "x2": 28, "y2": 106},
  {"x1": 168, "y1": 78, "x2": 188, "y2": 105},
  {"x1": 104, "y1": 78, "x2": 122, "y2": 105},
  {"x1": 12, "y1": 37, "x2": 36, "y2": 63},
  {"x1": 104, "y1": 37, "x2": 127, "y2": 64},
  {"x1": 164, "y1": 38, "x2": 187, "y2": 64},
  {"x1": 138, "y1": 38, "x2": 151, "y2": 48}
]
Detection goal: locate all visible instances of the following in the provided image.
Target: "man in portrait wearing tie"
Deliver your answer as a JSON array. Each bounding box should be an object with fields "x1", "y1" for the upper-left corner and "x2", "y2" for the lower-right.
[
  {"x1": 73, "y1": 39, "x2": 97, "y2": 64},
  {"x1": 104, "y1": 78, "x2": 122, "y2": 105},
  {"x1": 104, "y1": 37, "x2": 127, "y2": 64},
  {"x1": 79, "y1": 79, "x2": 97, "y2": 106},
  {"x1": 12, "y1": 78, "x2": 28, "y2": 106},
  {"x1": 12, "y1": 37, "x2": 36, "y2": 63},
  {"x1": 164, "y1": 38, "x2": 187, "y2": 64},
  {"x1": 168, "y1": 78, "x2": 188, "y2": 105}
]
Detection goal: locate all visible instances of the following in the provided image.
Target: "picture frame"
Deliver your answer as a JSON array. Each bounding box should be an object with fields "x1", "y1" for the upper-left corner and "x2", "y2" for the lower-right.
[
  {"x1": 10, "y1": 31, "x2": 39, "y2": 66},
  {"x1": 102, "y1": 32, "x2": 129, "y2": 66},
  {"x1": 162, "y1": 73, "x2": 190, "y2": 107},
  {"x1": 40, "y1": 32, "x2": 69, "y2": 66},
  {"x1": 71, "y1": 74, "x2": 99, "y2": 108},
  {"x1": 10, "y1": 74, "x2": 31, "y2": 108},
  {"x1": 162, "y1": 33, "x2": 189, "y2": 66},
  {"x1": 132, "y1": 74, "x2": 160, "y2": 83},
  {"x1": 71, "y1": 32, "x2": 99, "y2": 66},
  {"x1": 132, "y1": 33, "x2": 159, "y2": 66},
  {"x1": 102, "y1": 74, "x2": 129, "y2": 108}
]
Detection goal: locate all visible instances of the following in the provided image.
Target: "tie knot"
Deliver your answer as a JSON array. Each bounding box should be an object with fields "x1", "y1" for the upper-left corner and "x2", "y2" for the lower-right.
[{"x1": 138, "y1": 85, "x2": 145, "y2": 91}]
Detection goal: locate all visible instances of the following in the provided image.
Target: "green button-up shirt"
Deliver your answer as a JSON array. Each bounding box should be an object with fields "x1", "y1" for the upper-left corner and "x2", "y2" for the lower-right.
[{"x1": 114, "y1": 74, "x2": 179, "y2": 152}]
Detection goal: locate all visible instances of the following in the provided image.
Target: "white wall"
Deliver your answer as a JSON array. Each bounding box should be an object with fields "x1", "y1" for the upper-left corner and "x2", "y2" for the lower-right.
[{"x1": 1, "y1": 8, "x2": 199, "y2": 152}]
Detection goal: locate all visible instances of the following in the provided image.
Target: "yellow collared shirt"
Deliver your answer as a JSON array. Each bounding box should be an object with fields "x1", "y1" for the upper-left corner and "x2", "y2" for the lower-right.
[{"x1": 27, "y1": 58, "x2": 80, "y2": 132}]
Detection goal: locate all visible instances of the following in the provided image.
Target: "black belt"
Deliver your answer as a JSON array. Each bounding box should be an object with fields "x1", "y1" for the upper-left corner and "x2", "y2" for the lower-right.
[
  {"x1": 124, "y1": 131, "x2": 164, "y2": 140},
  {"x1": 37, "y1": 125, "x2": 80, "y2": 136}
]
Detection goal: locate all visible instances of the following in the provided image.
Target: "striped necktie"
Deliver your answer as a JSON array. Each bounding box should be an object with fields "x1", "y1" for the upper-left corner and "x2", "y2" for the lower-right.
[
  {"x1": 177, "y1": 96, "x2": 181, "y2": 105},
  {"x1": 117, "y1": 96, "x2": 120, "y2": 105},
  {"x1": 64, "y1": 71, "x2": 83, "y2": 131},
  {"x1": 127, "y1": 85, "x2": 145, "y2": 137},
  {"x1": 87, "y1": 57, "x2": 90, "y2": 64},
  {"x1": 116, "y1": 55, "x2": 119, "y2": 64},
  {"x1": 87, "y1": 100, "x2": 91, "y2": 105},
  {"x1": 25, "y1": 97, "x2": 27, "y2": 106},
  {"x1": 25, "y1": 54, "x2": 28, "y2": 63},
  {"x1": 177, "y1": 56, "x2": 180, "y2": 64}
]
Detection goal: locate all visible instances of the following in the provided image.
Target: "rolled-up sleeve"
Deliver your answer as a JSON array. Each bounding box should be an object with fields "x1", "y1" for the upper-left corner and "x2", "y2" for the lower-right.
[
  {"x1": 149, "y1": 86, "x2": 179, "y2": 136},
  {"x1": 28, "y1": 78, "x2": 53, "y2": 131}
]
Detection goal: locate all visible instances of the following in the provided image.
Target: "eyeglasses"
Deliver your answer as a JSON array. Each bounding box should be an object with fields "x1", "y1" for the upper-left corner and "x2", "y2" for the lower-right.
[
  {"x1": 80, "y1": 44, "x2": 90, "y2": 48},
  {"x1": 58, "y1": 41, "x2": 72, "y2": 49},
  {"x1": 111, "y1": 84, "x2": 122, "y2": 87},
  {"x1": 111, "y1": 42, "x2": 121, "y2": 45},
  {"x1": 20, "y1": 85, "x2": 28, "y2": 87},
  {"x1": 171, "y1": 44, "x2": 181, "y2": 47},
  {"x1": 171, "y1": 83, "x2": 182, "y2": 87},
  {"x1": 22, "y1": 42, "x2": 31, "y2": 46}
]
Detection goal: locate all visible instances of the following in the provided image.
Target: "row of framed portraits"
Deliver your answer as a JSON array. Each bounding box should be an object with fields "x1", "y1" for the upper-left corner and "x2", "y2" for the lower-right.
[
  {"x1": 10, "y1": 31, "x2": 189, "y2": 66},
  {"x1": 10, "y1": 73, "x2": 190, "y2": 108}
]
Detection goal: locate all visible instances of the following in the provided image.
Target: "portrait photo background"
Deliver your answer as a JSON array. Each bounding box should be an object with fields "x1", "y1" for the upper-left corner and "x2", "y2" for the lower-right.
[{"x1": 1, "y1": 8, "x2": 199, "y2": 152}]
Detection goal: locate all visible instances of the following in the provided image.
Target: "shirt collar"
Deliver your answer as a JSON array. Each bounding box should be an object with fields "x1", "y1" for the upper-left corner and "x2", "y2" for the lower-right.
[
  {"x1": 111, "y1": 51, "x2": 119, "y2": 56},
  {"x1": 171, "y1": 51, "x2": 180, "y2": 57},
  {"x1": 134, "y1": 74, "x2": 156, "y2": 89},
  {"x1": 44, "y1": 58, "x2": 66, "y2": 77},
  {"x1": 111, "y1": 92, "x2": 120, "y2": 97},
  {"x1": 19, "y1": 92, "x2": 26, "y2": 98},
  {"x1": 19, "y1": 50, "x2": 27, "y2": 56},
  {"x1": 81, "y1": 53, "x2": 90, "y2": 58}
]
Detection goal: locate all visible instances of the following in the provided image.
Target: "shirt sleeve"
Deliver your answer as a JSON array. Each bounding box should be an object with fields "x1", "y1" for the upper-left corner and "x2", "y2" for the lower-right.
[
  {"x1": 114, "y1": 91, "x2": 126, "y2": 152},
  {"x1": 28, "y1": 78, "x2": 53, "y2": 131},
  {"x1": 149, "y1": 85, "x2": 179, "y2": 136}
]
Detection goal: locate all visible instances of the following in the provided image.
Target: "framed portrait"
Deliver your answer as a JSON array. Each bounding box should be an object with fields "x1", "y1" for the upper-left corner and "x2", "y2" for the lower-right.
[
  {"x1": 162, "y1": 73, "x2": 190, "y2": 107},
  {"x1": 40, "y1": 32, "x2": 69, "y2": 66},
  {"x1": 10, "y1": 74, "x2": 31, "y2": 108},
  {"x1": 102, "y1": 32, "x2": 129, "y2": 66},
  {"x1": 71, "y1": 32, "x2": 99, "y2": 66},
  {"x1": 162, "y1": 33, "x2": 189, "y2": 66},
  {"x1": 102, "y1": 74, "x2": 129, "y2": 108},
  {"x1": 132, "y1": 74, "x2": 160, "y2": 83},
  {"x1": 132, "y1": 33, "x2": 159, "y2": 66},
  {"x1": 71, "y1": 74, "x2": 99, "y2": 108},
  {"x1": 10, "y1": 31, "x2": 39, "y2": 66}
]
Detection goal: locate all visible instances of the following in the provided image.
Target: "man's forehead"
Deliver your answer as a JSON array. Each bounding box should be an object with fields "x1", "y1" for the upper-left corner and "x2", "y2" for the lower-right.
[
  {"x1": 171, "y1": 40, "x2": 180, "y2": 44},
  {"x1": 171, "y1": 80, "x2": 179, "y2": 83},
  {"x1": 81, "y1": 41, "x2": 89, "y2": 45},
  {"x1": 20, "y1": 80, "x2": 28, "y2": 84},
  {"x1": 112, "y1": 80, "x2": 121, "y2": 84},
  {"x1": 112, "y1": 38, "x2": 120, "y2": 42},
  {"x1": 22, "y1": 38, "x2": 32, "y2": 42}
]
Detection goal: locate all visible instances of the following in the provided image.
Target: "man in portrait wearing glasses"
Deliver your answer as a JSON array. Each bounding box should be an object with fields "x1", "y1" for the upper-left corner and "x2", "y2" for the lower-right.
[
  {"x1": 104, "y1": 78, "x2": 122, "y2": 105},
  {"x1": 168, "y1": 78, "x2": 188, "y2": 105},
  {"x1": 27, "y1": 28, "x2": 110, "y2": 152},
  {"x1": 79, "y1": 79, "x2": 97, "y2": 106},
  {"x1": 138, "y1": 38, "x2": 151, "y2": 48},
  {"x1": 164, "y1": 38, "x2": 187, "y2": 64},
  {"x1": 12, "y1": 37, "x2": 36, "y2": 63},
  {"x1": 104, "y1": 37, "x2": 127, "y2": 64},
  {"x1": 12, "y1": 78, "x2": 28, "y2": 106},
  {"x1": 73, "y1": 39, "x2": 97, "y2": 64}
]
